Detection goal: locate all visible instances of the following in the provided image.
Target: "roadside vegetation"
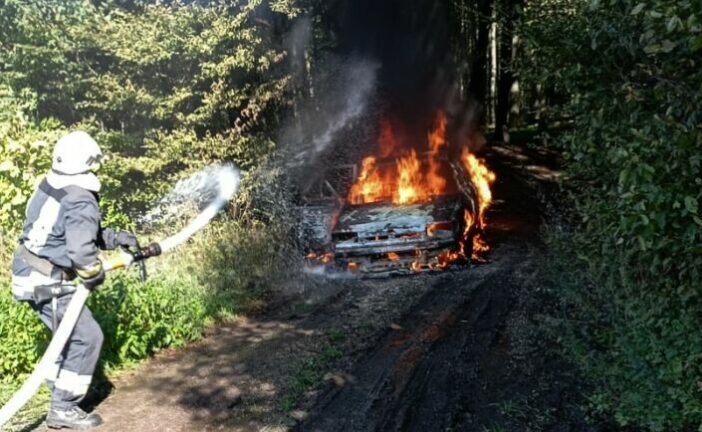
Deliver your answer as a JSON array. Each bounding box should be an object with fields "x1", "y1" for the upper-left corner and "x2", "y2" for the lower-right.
[
  {"x1": 518, "y1": 1, "x2": 701, "y2": 429},
  {"x1": 281, "y1": 331, "x2": 344, "y2": 413},
  {"x1": 449, "y1": 0, "x2": 701, "y2": 429}
]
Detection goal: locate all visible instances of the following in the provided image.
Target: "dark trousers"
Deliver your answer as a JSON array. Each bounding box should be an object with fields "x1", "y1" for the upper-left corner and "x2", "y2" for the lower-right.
[{"x1": 30, "y1": 294, "x2": 104, "y2": 410}]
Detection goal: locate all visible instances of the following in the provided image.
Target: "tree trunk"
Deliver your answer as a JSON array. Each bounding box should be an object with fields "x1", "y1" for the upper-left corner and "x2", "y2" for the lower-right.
[
  {"x1": 467, "y1": 0, "x2": 493, "y2": 124},
  {"x1": 494, "y1": 0, "x2": 521, "y2": 139}
]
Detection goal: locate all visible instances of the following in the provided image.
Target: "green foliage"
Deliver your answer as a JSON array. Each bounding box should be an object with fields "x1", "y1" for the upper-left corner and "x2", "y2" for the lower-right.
[
  {"x1": 0, "y1": 212, "x2": 290, "y2": 382},
  {"x1": 0, "y1": 291, "x2": 48, "y2": 381},
  {"x1": 0, "y1": 0, "x2": 298, "y2": 218},
  {"x1": 521, "y1": 0, "x2": 702, "y2": 429},
  {"x1": 90, "y1": 272, "x2": 209, "y2": 367},
  {"x1": 0, "y1": 0, "x2": 297, "y2": 133},
  {"x1": 0, "y1": 86, "x2": 63, "y2": 231}
]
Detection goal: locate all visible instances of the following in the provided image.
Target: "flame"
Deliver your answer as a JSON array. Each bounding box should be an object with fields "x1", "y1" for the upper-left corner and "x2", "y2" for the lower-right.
[
  {"x1": 349, "y1": 113, "x2": 453, "y2": 206},
  {"x1": 394, "y1": 149, "x2": 427, "y2": 205},
  {"x1": 349, "y1": 156, "x2": 385, "y2": 204},
  {"x1": 341, "y1": 110, "x2": 497, "y2": 273},
  {"x1": 427, "y1": 112, "x2": 448, "y2": 196},
  {"x1": 306, "y1": 251, "x2": 335, "y2": 265},
  {"x1": 461, "y1": 147, "x2": 496, "y2": 228},
  {"x1": 471, "y1": 234, "x2": 490, "y2": 261},
  {"x1": 427, "y1": 224, "x2": 437, "y2": 237},
  {"x1": 463, "y1": 209, "x2": 474, "y2": 236},
  {"x1": 319, "y1": 252, "x2": 333, "y2": 264},
  {"x1": 428, "y1": 112, "x2": 448, "y2": 153},
  {"x1": 460, "y1": 148, "x2": 496, "y2": 261}
]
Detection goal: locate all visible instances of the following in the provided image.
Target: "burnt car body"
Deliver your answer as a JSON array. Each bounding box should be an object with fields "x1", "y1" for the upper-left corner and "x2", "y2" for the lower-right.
[
  {"x1": 332, "y1": 195, "x2": 466, "y2": 275},
  {"x1": 298, "y1": 157, "x2": 479, "y2": 277}
]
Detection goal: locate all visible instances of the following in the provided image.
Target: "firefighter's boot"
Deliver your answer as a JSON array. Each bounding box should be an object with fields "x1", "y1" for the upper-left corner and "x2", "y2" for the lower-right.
[{"x1": 46, "y1": 406, "x2": 103, "y2": 429}]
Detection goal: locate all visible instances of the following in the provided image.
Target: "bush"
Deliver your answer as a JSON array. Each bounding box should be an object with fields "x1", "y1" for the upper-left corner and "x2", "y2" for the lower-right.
[
  {"x1": 0, "y1": 86, "x2": 64, "y2": 232},
  {"x1": 90, "y1": 272, "x2": 209, "y2": 368},
  {"x1": 0, "y1": 290, "x2": 48, "y2": 381},
  {"x1": 521, "y1": 0, "x2": 702, "y2": 429}
]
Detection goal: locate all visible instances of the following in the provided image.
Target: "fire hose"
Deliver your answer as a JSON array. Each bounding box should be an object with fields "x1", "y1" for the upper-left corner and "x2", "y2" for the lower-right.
[{"x1": 0, "y1": 164, "x2": 240, "y2": 429}]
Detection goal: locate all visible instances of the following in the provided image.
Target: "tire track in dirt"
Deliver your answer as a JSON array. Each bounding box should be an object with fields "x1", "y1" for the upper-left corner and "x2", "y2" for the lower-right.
[{"x1": 296, "y1": 244, "x2": 527, "y2": 432}]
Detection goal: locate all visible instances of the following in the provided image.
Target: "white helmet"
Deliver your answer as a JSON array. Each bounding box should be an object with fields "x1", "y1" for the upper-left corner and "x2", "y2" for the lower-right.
[{"x1": 52, "y1": 131, "x2": 103, "y2": 175}]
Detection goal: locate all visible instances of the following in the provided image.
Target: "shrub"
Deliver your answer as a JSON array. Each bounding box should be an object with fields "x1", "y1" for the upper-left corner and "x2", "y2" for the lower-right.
[
  {"x1": 521, "y1": 0, "x2": 702, "y2": 429},
  {"x1": 0, "y1": 86, "x2": 64, "y2": 232}
]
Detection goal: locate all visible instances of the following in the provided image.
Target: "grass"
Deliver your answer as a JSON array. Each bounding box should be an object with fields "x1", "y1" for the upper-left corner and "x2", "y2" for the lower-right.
[
  {"x1": 490, "y1": 399, "x2": 530, "y2": 421},
  {"x1": 0, "y1": 382, "x2": 51, "y2": 431},
  {"x1": 281, "y1": 330, "x2": 345, "y2": 413}
]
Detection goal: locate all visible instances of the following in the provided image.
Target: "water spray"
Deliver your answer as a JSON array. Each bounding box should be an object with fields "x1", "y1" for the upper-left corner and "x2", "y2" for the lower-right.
[{"x1": 0, "y1": 164, "x2": 240, "y2": 428}]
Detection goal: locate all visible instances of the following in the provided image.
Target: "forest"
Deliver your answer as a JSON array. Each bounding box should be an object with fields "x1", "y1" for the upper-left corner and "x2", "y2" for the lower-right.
[{"x1": 0, "y1": 0, "x2": 701, "y2": 430}]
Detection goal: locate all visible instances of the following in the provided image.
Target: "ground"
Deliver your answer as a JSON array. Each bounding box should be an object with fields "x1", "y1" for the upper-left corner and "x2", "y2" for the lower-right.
[{"x1": 28, "y1": 141, "x2": 601, "y2": 432}]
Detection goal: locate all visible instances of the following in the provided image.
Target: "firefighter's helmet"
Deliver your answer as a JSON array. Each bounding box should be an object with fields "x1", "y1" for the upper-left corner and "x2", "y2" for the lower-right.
[{"x1": 52, "y1": 131, "x2": 103, "y2": 175}]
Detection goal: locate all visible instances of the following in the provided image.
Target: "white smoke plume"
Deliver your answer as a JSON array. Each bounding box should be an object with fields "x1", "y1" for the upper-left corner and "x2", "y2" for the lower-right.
[{"x1": 282, "y1": 58, "x2": 379, "y2": 168}]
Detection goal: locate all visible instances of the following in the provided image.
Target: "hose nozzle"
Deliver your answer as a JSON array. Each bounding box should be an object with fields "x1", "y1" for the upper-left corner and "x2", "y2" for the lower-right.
[{"x1": 133, "y1": 243, "x2": 162, "y2": 262}]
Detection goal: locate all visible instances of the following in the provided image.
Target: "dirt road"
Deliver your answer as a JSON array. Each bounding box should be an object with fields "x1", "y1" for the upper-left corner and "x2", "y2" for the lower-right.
[{"x1": 29, "y1": 144, "x2": 597, "y2": 432}]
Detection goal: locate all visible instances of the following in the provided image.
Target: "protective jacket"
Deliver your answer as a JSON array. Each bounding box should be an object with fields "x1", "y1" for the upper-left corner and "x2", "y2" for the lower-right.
[{"x1": 11, "y1": 173, "x2": 120, "y2": 301}]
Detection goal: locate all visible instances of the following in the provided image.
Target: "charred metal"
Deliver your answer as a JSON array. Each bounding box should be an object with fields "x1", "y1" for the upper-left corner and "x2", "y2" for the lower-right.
[{"x1": 298, "y1": 155, "x2": 481, "y2": 277}]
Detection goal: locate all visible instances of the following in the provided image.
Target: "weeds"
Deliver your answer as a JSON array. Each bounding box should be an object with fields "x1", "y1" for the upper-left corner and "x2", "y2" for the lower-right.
[{"x1": 281, "y1": 330, "x2": 345, "y2": 413}]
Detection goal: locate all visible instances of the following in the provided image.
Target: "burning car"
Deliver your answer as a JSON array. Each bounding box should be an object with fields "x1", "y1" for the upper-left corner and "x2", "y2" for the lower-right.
[
  {"x1": 332, "y1": 193, "x2": 468, "y2": 276},
  {"x1": 301, "y1": 112, "x2": 495, "y2": 276}
]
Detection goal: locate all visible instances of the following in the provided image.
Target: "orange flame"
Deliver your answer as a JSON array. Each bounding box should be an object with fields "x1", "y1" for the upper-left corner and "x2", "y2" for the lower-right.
[
  {"x1": 350, "y1": 113, "x2": 453, "y2": 206},
  {"x1": 460, "y1": 147, "x2": 496, "y2": 261},
  {"x1": 320, "y1": 252, "x2": 333, "y2": 264},
  {"x1": 394, "y1": 149, "x2": 426, "y2": 205},
  {"x1": 471, "y1": 234, "x2": 490, "y2": 261},
  {"x1": 461, "y1": 147, "x2": 496, "y2": 228},
  {"x1": 343, "y1": 111, "x2": 497, "y2": 272},
  {"x1": 463, "y1": 209, "x2": 474, "y2": 237},
  {"x1": 349, "y1": 156, "x2": 385, "y2": 204},
  {"x1": 426, "y1": 112, "x2": 448, "y2": 196}
]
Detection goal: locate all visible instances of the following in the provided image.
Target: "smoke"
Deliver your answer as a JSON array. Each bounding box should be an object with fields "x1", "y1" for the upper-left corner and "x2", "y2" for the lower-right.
[
  {"x1": 302, "y1": 263, "x2": 357, "y2": 279},
  {"x1": 328, "y1": 0, "x2": 486, "y2": 152},
  {"x1": 313, "y1": 63, "x2": 377, "y2": 152},
  {"x1": 286, "y1": 16, "x2": 312, "y2": 79},
  {"x1": 282, "y1": 58, "x2": 379, "y2": 170}
]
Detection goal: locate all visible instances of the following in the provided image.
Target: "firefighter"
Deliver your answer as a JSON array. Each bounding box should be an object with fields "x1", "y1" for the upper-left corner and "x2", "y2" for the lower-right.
[{"x1": 10, "y1": 131, "x2": 137, "y2": 429}]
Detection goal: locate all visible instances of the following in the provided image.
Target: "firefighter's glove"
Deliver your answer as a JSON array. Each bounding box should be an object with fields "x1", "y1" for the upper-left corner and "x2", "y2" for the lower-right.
[
  {"x1": 115, "y1": 231, "x2": 138, "y2": 248},
  {"x1": 102, "y1": 229, "x2": 138, "y2": 250},
  {"x1": 76, "y1": 261, "x2": 106, "y2": 290}
]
